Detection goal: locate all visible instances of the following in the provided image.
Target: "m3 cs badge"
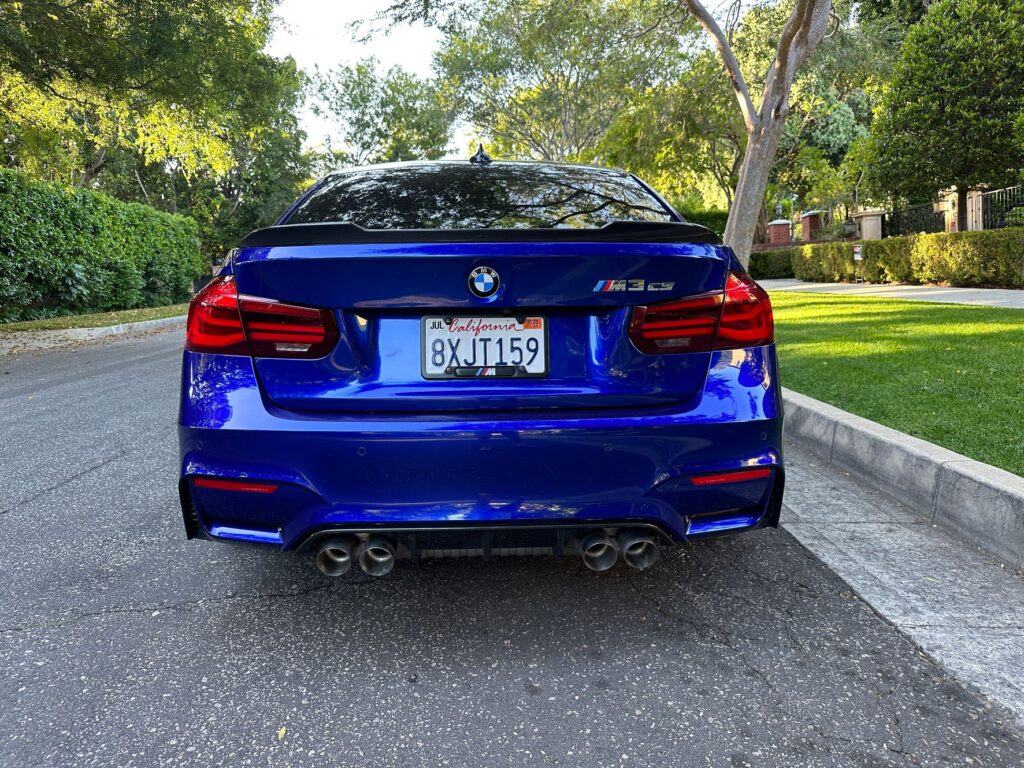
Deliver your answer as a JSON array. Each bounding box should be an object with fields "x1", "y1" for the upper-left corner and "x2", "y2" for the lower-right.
[{"x1": 593, "y1": 279, "x2": 675, "y2": 292}]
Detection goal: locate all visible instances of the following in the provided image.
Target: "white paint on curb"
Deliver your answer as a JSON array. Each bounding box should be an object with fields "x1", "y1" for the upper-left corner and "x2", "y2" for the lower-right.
[{"x1": 784, "y1": 387, "x2": 1024, "y2": 568}]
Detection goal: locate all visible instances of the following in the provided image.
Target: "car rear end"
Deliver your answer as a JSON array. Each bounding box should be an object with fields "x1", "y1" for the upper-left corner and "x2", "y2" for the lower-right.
[{"x1": 178, "y1": 161, "x2": 783, "y2": 576}]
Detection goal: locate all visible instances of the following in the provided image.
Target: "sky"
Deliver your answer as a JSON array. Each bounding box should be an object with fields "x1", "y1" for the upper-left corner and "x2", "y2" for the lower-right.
[{"x1": 266, "y1": 0, "x2": 467, "y2": 154}]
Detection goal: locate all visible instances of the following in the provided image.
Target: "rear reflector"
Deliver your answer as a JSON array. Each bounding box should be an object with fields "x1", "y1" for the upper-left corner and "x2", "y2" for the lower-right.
[
  {"x1": 690, "y1": 467, "x2": 772, "y2": 486},
  {"x1": 629, "y1": 271, "x2": 774, "y2": 354},
  {"x1": 185, "y1": 275, "x2": 338, "y2": 358},
  {"x1": 193, "y1": 476, "x2": 279, "y2": 494}
]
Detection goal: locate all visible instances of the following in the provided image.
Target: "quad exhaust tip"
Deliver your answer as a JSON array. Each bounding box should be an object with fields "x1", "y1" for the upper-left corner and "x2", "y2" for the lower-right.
[
  {"x1": 315, "y1": 536, "x2": 356, "y2": 577},
  {"x1": 357, "y1": 536, "x2": 397, "y2": 577},
  {"x1": 314, "y1": 529, "x2": 659, "y2": 575},
  {"x1": 579, "y1": 532, "x2": 620, "y2": 572},
  {"x1": 618, "y1": 530, "x2": 660, "y2": 570}
]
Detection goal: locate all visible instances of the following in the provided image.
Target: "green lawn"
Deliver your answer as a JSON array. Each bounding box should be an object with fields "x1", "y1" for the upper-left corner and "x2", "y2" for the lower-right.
[
  {"x1": 771, "y1": 291, "x2": 1024, "y2": 477},
  {"x1": 0, "y1": 303, "x2": 189, "y2": 332}
]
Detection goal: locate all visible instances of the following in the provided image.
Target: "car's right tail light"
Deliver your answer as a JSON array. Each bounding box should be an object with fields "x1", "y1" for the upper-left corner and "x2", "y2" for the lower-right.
[
  {"x1": 185, "y1": 274, "x2": 338, "y2": 358},
  {"x1": 629, "y1": 271, "x2": 774, "y2": 354}
]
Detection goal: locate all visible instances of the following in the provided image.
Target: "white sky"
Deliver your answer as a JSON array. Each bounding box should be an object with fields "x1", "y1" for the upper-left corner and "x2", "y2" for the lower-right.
[{"x1": 267, "y1": 0, "x2": 470, "y2": 155}]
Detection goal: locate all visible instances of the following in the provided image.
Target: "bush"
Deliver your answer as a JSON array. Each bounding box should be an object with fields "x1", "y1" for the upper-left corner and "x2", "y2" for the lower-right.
[
  {"x1": 749, "y1": 248, "x2": 797, "y2": 279},
  {"x1": 747, "y1": 228, "x2": 1024, "y2": 289},
  {"x1": 680, "y1": 208, "x2": 729, "y2": 238},
  {"x1": 0, "y1": 169, "x2": 204, "y2": 322}
]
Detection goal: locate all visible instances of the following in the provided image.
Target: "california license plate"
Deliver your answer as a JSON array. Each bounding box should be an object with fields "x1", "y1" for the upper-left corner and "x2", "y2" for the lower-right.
[{"x1": 421, "y1": 316, "x2": 548, "y2": 378}]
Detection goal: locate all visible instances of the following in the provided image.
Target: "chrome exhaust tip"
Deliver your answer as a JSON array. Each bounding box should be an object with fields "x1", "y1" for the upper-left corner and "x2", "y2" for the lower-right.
[
  {"x1": 579, "y1": 532, "x2": 619, "y2": 572},
  {"x1": 617, "y1": 530, "x2": 660, "y2": 571},
  {"x1": 315, "y1": 536, "x2": 357, "y2": 577},
  {"x1": 357, "y1": 536, "x2": 397, "y2": 577}
]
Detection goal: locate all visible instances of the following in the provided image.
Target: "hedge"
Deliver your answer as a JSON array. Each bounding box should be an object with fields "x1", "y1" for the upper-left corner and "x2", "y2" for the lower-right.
[
  {"x1": 680, "y1": 208, "x2": 729, "y2": 238},
  {"x1": 749, "y1": 249, "x2": 796, "y2": 279},
  {"x1": 0, "y1": 169, "x2": 205, "y2": 322},
  {"x1": 748, "y1": 228, "x2": 1024, "y2": 289}
]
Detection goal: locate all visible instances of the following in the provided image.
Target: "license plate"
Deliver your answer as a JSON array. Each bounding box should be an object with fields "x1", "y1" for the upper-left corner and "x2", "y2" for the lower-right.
[{"x1": 421, "y1": 316, "x2": 548, "y2": 378}]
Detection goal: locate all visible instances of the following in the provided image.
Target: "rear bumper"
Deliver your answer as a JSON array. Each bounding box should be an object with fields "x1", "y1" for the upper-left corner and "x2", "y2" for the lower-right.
[{"x1": 178, "y1": 346, "x2": 784, "y2": 550}]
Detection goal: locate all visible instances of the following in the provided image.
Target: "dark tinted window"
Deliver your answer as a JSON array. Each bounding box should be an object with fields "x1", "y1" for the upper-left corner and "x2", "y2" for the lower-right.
[{"x1": 284, "y1": 163, "x2": 675, "y2": 229}]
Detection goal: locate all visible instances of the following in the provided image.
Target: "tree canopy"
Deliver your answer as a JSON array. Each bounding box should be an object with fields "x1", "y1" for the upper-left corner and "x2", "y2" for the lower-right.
[
  {"x1": 0, "y1": 1, "x2": 290, "y2": 185},
  {"x1": 435, "y1": 0, "x2": 694, "y2": 162},
  {"x1": 865, "y1": 0, "x2": 1024, "y2": 225},
  {"x1": 312, "y1": 58, "x2": 452, "y2": 168}
]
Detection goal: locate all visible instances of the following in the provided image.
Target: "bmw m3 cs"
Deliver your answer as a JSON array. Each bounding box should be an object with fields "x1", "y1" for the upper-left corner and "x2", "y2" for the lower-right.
[{"x1": 178, "y1": 159, "x2": 783, "y2": 577}]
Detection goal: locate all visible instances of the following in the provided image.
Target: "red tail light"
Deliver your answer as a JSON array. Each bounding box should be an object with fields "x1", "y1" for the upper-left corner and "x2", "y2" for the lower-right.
[
  {"x1": 185, "y1": 275, "x2": 338, "y2": 358},
  {"x1": 629, "y1": 271, "x2": 774, "y2": 354}
]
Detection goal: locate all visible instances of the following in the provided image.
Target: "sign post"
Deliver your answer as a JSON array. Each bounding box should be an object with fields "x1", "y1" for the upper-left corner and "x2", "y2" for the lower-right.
[{"x1": 852, "y1": 244, "x2": 863, "y2": 284}]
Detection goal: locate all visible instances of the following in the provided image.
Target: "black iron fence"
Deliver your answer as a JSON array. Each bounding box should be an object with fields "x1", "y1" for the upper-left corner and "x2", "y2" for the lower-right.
[
  {"x1": 980, "y1": 184, "x2": 1024, "y2": 230},
  {"x1": 883, "y1": 202, "x2": 945, "y2": 237}
]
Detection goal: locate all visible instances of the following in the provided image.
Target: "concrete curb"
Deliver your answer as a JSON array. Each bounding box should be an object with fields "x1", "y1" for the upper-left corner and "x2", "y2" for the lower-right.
[
  {"x1": 60, "y1": 314, "x2": 186, "y2": 340},
  {"x1": 783, "y1": 388, "x2": 1024, "y2": 568},
  {"x1": 0, "y1": 314, "x2": 185, "y2": 356}
]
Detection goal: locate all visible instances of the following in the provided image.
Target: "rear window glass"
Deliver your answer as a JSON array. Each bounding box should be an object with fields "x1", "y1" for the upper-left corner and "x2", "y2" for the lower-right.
[{"x1": 283, "y1": 163, "x2": 675, "y2": 229}]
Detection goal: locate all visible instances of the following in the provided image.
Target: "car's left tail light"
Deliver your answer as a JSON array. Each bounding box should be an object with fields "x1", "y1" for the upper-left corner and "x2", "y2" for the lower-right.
[{"x1": 185, "y1": 275, "x2": 338, "y2": 358}]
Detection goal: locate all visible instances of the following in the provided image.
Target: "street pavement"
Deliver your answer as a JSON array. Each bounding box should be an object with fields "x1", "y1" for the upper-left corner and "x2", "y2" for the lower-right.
[
  {"x1": 759, "y1": 278, "x2": 1024, "y2": 308},
  {"x1": 1, "y1": 330, "x2": 1023, "y2": 767}
]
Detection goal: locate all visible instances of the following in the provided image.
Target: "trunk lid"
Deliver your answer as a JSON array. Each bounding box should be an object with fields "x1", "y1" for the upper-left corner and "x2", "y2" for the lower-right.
[{"x1": 232, "y1": 237, "x2": 730, "y2": 414}]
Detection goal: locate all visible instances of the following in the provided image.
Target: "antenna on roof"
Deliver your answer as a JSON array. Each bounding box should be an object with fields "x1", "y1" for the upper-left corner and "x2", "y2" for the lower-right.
[{"x1": 469, "y1": 143, "x2": 492, "y2": 165}]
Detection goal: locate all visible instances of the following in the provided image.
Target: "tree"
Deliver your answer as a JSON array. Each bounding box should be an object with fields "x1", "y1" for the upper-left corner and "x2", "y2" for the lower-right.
[
  {"x1": 680, "y1": 0, "x2": 834, "y2": 264},
  {"x1": 0, "y1": 1, "x2": 287, "y2": 186},
  {"x1": 865, "y1": 0, "x2": 1024, "y2": 230},
  {"x1": 858, "y1": 0, "x2": 931, "y2": 28},
  {"x1": 312, "y1": 59, "x2": 452, "y2": 167},
  {"x1": 435, "y1": 0, "x2": 693, "y2": 162},
  {"x1": 0, "y1": 1, "x2": 281, "y2": 117},
  {"x1": 372, "y1": 0, "x2": 835, "y2": 266},
  {"x1": 599, "y1": 53, "x2": 745, "y2": 209},
  {"x1": 91, "y1": 58, "x2": 311, "y2": 261}
]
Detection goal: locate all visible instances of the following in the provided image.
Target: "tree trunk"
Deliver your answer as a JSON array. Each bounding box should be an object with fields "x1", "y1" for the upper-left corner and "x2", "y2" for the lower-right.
[
  {"x1": 957, "y1": 185, "x2": 968, "y2": 232},
  {"x1": 679, "y1": 0, "x2": 833, "y2": 269},
  {"x1": 78, "y1": 147, "x2": 107, "y2": 188},
  {"x1": 723, "y1": 119, "x2": 788, "y2": 268}
]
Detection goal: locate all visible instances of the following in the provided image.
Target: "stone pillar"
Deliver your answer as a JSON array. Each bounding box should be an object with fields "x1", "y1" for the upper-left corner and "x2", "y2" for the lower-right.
[
  {"x1": 767, "y1": 219, "x2": 792, "y2": 246},
  {"x1": 851, "y1": 210, "x2": 884, "y2": 241},
  {"x1": 800, "y1": 210, "x2": 821, "y2": 241}
]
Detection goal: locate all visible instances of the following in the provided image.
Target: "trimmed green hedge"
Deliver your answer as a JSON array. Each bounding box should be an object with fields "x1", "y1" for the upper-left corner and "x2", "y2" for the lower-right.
[
  {"x1": 680, "y1": 208, "x2": 729, "y2": 238},
  {"x1": 0, "y1": 169, "x2": 204, "y2": 322},
  {"x1": 750, "y1": 249, "x2": 796, "y2": 279},
  {"x1": 748, "y1": 229, "x2": 1024, "y2": 288}
]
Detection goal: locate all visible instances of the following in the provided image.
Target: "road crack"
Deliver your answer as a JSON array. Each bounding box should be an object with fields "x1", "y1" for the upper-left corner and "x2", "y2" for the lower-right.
[
  {"x1": 0, "y1": 582, "x2": 340, "y2": 634},
  {"x1": 0, "y1": 451, "x2": 127, "y2": 515}
]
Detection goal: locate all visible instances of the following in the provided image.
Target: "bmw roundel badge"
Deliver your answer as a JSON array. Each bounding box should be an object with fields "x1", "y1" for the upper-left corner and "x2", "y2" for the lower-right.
[{"x1": 468, "y1": 266, "x2": 500, "y2": 298}]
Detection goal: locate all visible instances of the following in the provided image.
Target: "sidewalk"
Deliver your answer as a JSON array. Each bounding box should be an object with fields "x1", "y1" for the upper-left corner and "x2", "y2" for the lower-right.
[
  {"x1": 759, "y1": 278, "x2": 1024, "y2": 308},
  {"x1": 783, "y1": 440, "x2": 1024, "y2": 726}
]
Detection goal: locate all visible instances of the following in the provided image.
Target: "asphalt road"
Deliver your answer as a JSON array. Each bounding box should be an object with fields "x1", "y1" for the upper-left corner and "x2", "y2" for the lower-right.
[{"x1": 1, "y1": 331, "x2": 1022, "y2": 767}]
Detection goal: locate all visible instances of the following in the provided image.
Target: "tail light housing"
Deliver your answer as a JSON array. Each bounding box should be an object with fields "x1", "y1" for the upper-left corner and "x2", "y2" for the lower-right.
[
  {"x1": 185, "y1": 275, "x2": 338, "y2": 358},
  {"x1": 629, "y1": 271, "x2": 774, "y2": 354}
]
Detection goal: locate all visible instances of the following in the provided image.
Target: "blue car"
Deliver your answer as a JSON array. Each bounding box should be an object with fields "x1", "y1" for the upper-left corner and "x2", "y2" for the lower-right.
[{"x1": 178, "y1": 158, "x2": 783, "y2": 577}]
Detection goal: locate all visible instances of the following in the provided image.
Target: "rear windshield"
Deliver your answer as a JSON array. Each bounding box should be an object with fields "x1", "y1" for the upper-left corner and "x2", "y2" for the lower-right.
[{"x1": 283, "y1": 163, "x2": 676, "y2": 229}]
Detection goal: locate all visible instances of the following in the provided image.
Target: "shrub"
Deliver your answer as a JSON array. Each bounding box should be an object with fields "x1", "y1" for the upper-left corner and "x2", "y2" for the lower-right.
[
  {"x1": 749, "y1": 248, "x2": 797, "y2": 279},
  {"x1": 0, "y1": 169, "x2": 204, "y2": 322},
  {"x1": 680, "y1": 208, "x2": 729, "y2": 237},
  {"x1": 746, "y1": 228, "x2": 1024, "y2": 289},
  {"x1": 911, "y1": 228, "x2": 1024, "y2": 288}
]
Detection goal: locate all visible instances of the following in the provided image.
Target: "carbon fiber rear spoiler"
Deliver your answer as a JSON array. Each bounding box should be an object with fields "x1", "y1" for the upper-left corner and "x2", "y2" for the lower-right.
[{"x1": 237, "y1": 220, "x2": 719, "y2": 248}]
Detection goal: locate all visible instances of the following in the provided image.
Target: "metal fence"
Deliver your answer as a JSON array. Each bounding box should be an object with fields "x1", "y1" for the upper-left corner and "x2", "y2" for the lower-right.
[
  {"x1": 980, "y1": 184, "x2": 1024, "y2": 230},
  {"x1": 883, "y1": 202, "x2": 945, "y2": 237}
]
